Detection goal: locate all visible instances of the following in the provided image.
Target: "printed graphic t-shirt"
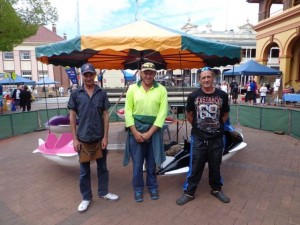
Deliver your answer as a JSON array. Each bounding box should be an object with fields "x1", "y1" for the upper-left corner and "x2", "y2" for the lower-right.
[{"x1": 186, "y1": 88, "x2": 230, "y2": 139}]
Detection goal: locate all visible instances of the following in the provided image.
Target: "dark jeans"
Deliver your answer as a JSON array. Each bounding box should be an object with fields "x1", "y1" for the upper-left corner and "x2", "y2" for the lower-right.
[
  {"x1": 183, "y1": 135, "x2": 224, "y2": 196},
  {"x1": 260, "y1": 96, "x2": 266, "y2": 104},
  {"x1": 129, "y1": 136, "x2": 157, "y2": 192},
  {"x1": 22, "y1": 103, "x2": 31, "y2": 112},
  {"x1": 80, "y1": 149, "x2": 109, "y2": 200}
]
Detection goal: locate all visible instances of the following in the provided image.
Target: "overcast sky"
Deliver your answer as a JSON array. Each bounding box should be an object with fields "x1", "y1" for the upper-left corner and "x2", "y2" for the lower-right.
[{"x1": 47, "y1": 0, "x2": 282, "y2": 39}]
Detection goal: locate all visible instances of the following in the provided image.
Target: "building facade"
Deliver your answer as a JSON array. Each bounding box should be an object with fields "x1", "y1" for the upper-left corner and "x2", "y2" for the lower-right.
[
  {"x1": 247, "y1": 0, "x2": 300, "y2": 92},
  {"x1": 0, "y1": 26, "x2": 70, "y2": 91},
  {"x1": 180, "y1": 17, "x2": 281, "y2": 86}
]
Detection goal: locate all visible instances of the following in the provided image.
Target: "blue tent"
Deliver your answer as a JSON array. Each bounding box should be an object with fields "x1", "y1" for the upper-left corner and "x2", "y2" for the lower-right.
[
  {"x1": 223, "y1": 60, "x2": 282, "y2": 76},
  {"x1": 36, "y1": 77, "x2": 60, "y2": 85},
  {"x1": 122, "y1": 71, "x2": 136, "y2": 82},
  {"x1": 0, "y1": 74, "x2": 35, "y2": 85}
]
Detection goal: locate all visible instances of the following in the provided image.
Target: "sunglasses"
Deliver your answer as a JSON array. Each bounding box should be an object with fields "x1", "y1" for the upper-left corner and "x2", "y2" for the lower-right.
[{"x1": 201, "y1": 67, "x2": 212, "y2": 72}]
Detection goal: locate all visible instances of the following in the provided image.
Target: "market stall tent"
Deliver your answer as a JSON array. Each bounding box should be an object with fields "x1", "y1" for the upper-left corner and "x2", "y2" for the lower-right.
[{"x1": 223, "y1": 60, "x2": 282, "y2": 76}]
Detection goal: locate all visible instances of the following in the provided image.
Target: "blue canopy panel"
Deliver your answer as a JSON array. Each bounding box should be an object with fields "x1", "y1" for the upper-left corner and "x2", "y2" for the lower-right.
[
  {"x1": 223, "y1": 60, "x2": 282, "y2": 76},
  {"x1": 0, "y1": 75, "x2": 35, "y2": 85},
  {"x1": 122, "y1": 71, "x2": 135, "y2": 82}
]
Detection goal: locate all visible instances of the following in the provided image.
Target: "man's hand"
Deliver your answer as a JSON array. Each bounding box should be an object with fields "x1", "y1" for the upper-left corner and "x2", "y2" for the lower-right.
[
  {"x1": 73, "y1": 138, "x2": 81, "y2": 152},
  {"x1": 133, "y1": 131, "x2": 145, "y2": 143},
  {"x1": 102, "y1": 137, "x2": 108, "y2": 149}
]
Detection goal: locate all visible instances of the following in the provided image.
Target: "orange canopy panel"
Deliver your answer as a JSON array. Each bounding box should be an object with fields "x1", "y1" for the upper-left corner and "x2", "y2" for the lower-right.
[{"x1": 35, "y1": 20, "x2": 241, "y2": 70}]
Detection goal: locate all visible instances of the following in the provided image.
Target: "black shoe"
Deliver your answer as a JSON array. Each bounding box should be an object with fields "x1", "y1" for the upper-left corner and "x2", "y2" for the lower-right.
[
  {"x1": 149, "y1": 190, "x2": 159, "y2": 200},
  {"x1": 176, "y1": 194, "x2": 194, "y2": 205},
  {"x1": 211, "y1": 190, "x2": 230, "y2": 203},
  {"x1": 134, "y1": 191, "x2": 143, "y2": 202}
]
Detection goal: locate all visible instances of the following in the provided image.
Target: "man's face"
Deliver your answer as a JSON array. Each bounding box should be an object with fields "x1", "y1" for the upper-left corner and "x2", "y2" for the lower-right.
[
  {"x1": 199, "y1": 70, "x2": 214, "y2": 88},
  {"x1": 82, "y1": 72, "x2": 96, "y2": 85},
  {"x1": 141, "y1": 70, "x2": 156, "y2": 86}
]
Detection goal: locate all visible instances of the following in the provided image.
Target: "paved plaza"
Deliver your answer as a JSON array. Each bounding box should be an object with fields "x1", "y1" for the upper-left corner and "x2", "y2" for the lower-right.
[{"x1": 1, "y1": 122, "x2": 300, "y2": 225}]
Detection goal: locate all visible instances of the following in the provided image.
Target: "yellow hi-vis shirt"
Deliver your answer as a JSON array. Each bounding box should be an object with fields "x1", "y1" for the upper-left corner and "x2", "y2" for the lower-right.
[{"x1": 125, "y1": 81, "x2": 168, "y2": 128}]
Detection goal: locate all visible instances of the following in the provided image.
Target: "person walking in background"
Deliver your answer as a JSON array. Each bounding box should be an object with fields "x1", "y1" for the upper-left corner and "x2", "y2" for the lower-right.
[
  {"x1": 123, "y1": 62, "x2": 168, "y2": 203},
  {"x1": 230, "y1": 79, "x2": 239, "y2": 104},
  {"x1": 272, "y1": 78, "x2": 280, "y2": 105},
  {"x1": 220, "y1": 81, "x2": 228, "y2": 93},
  {"x1": 68, "y1": 63, "x2": 118, "y2": 213},
  {"x1": 0, "y1": 83, "x2": 3, "y2": 115},
  {"x1": 176, "y1": 67, "x2": 230, "y2": 206},
  {"x1": 245, "y1": 78, "x2": 256, "y2": 106},
  {"x1": 20, "y1": 85, "x2": 32, "y2": 111},
  {"x1": 259, "y1": 83, "x2": 268, "y2": 105},
  {"x1": 11, "y1": 84, "x2": 22, "y2": 111},
  {"x1": 59, "y1": 86, "x2": 65, "y2": 97}
]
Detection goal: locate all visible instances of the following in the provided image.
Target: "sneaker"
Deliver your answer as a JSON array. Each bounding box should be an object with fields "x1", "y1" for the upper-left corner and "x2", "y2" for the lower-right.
[
  {"x1": 211, "y1": 190, "x2": 230, "y2": 203},
  {"x1": 134, "y1": 191, "x2": 143, "y2": 202},
  {"x1": 78, "y1": 200, "x2": 91, "y2": 212},
  {"x1": 176, "y1": 194, "x2": 194, "y2": 205},
  {"x1": 149, "y1": 190, "x2": 159, "y2": 200},
  {"x1": 100, "y1": 193, "x2": 119, "y2": 201}
]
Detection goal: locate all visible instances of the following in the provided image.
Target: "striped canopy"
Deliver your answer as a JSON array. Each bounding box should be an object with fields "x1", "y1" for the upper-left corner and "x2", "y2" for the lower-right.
[{"x1": 36, "y1": 20, "x2": 241, "y2": 70}]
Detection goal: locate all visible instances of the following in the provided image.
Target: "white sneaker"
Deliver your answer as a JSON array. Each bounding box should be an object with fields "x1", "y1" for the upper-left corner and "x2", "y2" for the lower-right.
[
  {"x1": 100, "y1": 193, "x2": 119, "y2": 201},
  {"x1": 78, "y1": 200, "x2": 91, "y2": 212}
]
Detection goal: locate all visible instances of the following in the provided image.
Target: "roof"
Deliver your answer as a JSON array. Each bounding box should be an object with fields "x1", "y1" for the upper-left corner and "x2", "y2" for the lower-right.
[{"x1": 24, "y1": 26, "x2": 64, "y2": 43}]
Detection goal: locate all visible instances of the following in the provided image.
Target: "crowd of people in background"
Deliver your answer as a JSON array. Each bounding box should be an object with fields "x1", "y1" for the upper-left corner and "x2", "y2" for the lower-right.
[
  {"x1": 0, "y1": 83, "x2": 80, "y2": 115},
  {"x1": 9, "y1": 84, "x2": 33, "y2": 112},
  {"x1": 1, "y1": 74, "x2": 299, "y2": 116},
  {"x1": 212, "y1": 77, "x2": 284, "y2": 106}
]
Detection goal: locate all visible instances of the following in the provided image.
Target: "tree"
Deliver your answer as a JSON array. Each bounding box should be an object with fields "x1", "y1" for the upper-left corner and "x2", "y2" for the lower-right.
[
  {"x1": 11, "y1": 0, "x2": 58, "y2": 26},
  {"x1": 0, "y1": 0, "x2": 58, "y2": 51}
]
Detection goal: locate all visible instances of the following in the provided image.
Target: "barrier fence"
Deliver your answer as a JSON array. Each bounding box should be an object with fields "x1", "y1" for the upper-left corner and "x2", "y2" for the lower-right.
[
  {"x1": 229, "y1": 105, "x2": 300, "y2": 139},
  {"x1": 0, "y1": 105, "x2": 299, "y2": 140}
]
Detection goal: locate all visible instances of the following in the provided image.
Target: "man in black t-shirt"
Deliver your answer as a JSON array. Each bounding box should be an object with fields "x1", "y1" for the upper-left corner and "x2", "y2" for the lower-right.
[
  {"x1": 230, "y1": 79, "x2": 239, "y2": 104},
  {"x1": 176, "y1": 67, "x2": 230, "y2": 205}
]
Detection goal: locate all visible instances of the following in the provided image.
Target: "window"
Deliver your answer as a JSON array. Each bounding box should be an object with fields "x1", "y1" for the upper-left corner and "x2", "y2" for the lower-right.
[
  {"x1": 3, "y1": 52, "x2": 14, "y2": 60},
  {"x1": 20, "y1": 51, "x2": 31, "y2": 60},
  {"x1": 38, "y1": 71, "x2": 48, "y2": 79},
  {"x1": 270, "y1": 48, "x2": 279, "y2": 58},
  {"x1": 251, "y1": 49, "x2": 256, "y2": 58},
  {"x1": 242, "y1": 49, "x2": 246, "y2": 58},
  {"x1": 21, "y1": 71, "x2": 32, "y2": 80}
]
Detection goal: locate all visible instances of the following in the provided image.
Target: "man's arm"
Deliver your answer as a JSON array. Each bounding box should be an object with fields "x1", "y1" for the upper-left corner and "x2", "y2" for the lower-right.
[
  {"x1": 186, "y1": 110, "x2": 193, "y2": 124},
  {"x1": 222, "y1": 112, "x2": 229, "y2": 124},
  {"x1": 70, "y1": 109, "x2": 80, "y2": 152},
  {"x1": 102, "y1": 110, "x2": 109, "y2": 149},
  {"x1": 141, "y1": 125, "x2": 159, "y2": 142}
]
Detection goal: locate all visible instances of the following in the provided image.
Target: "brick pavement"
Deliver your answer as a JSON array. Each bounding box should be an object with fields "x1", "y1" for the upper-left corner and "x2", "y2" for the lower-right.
[{"x1": 0, "y1": 122, "x2": 300, "y2": 225}]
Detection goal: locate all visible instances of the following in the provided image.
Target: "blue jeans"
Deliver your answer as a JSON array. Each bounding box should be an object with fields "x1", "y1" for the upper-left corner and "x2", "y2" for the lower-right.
[
  {"x1": 260, "y1": 96, "x2": 266, "y2": 104},
  {"x1": 129, "y1": 136, "x2": 157, "y2": 192},
  {"x1": 79, "y1": 149, "x2": 109, "y2": 200}
]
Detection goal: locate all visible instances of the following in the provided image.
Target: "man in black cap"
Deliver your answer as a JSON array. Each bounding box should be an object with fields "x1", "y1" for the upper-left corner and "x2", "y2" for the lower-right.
[{"x1": 68, "y1": 63, "x2": 118, "y2": 213}]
